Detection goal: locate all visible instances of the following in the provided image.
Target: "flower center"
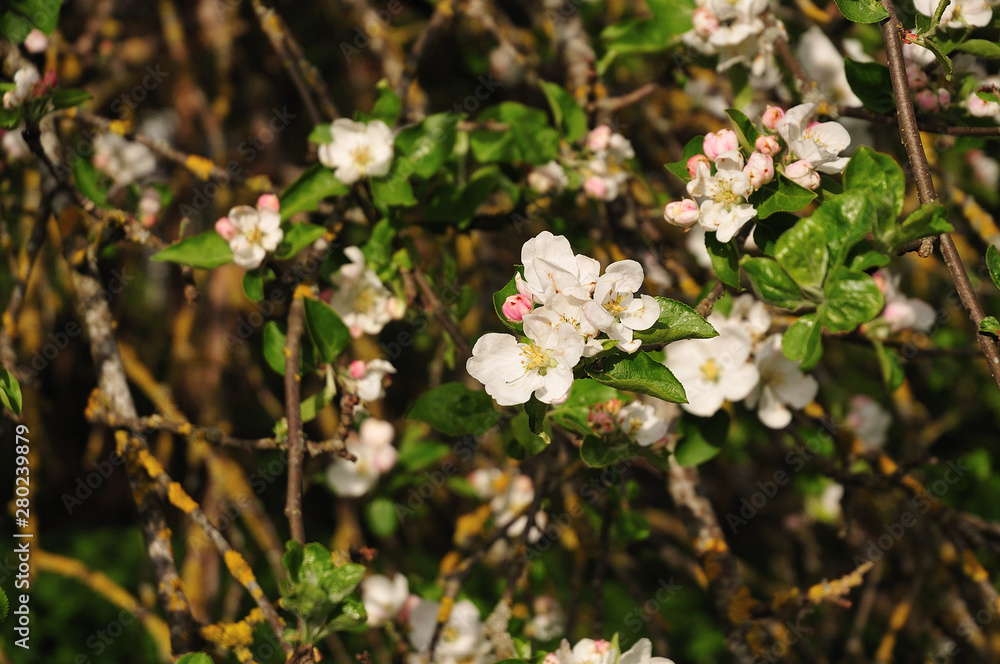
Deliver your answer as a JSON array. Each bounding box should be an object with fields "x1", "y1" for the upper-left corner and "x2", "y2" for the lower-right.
[
  {"x1": 520, "y1": 342, "x2": 556, "y2": 375},
  {"x1": 712, "y1": 178, "x2": 741, "y2": 205},
  {"x1": 603, "y1": 293, "x2": 626, "y2": 317},
  {"x1": 246, "y1": 225, "x2": 263, "y2": 245},
  {"x1": 351, "y1": 144, "x2": 373, "y2": 168},
  {"x1": 700, "y1": 358, "x2": 722, "y2": 382}
]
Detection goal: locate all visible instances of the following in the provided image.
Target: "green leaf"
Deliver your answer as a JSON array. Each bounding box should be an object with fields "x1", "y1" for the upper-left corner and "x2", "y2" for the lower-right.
[
  {"x1": 819, "y1": 267, "x2": 884, "y2": 333},
  {"x1": 394, "y1": 112, "x2": 461, "y2": 179},
  {"x1": 262, "y1": 320, "x2": 319, "y2": 376},
  {"x1": 952, "y1": 39, "x2": 1000, "y2": 60},
  {"x1": 752, "y1": 213, "x2": 798, "y2": 257},
  {"x1": 242, "y1": 267, "x2": 274, "y2": 302},
  {"x1": 540, "y1": 81, "x2": 588, "y2": 142},
  {"x1": 279, "y1": 164, "x2": 350, "y2": 220},
  {"x1": 408, "y1": 382, "x2": 502, "y2": 436},
  {"x1": 979, "y1": 316, "x2": 1000, "y2": 337},
  {"x1": 370, "y1": 172, "x2": 417, "y2": 208},
  {"x1": 0, "y1": 366, "x2": 19, "y2": 415},
  {"x1": 423, "y1": 166, "x2": 503, "y2": 227},
  {"x1": 1, "y1": 0, "x2": 62, "y2": 40},
  {"x1": 492, "y1": 270, "x2": 526, "y2": 334},
  {"x1": 580, "y1": 434, "x2": 617, "y2": 467},
  {"x1": 525, "y1": 395, "x2": 548, "y2": 435},
  {"x1": 50, "y1": 88, "x2": 93, "y2": 110},
  {"x1": 505, "y1": 412, "x2": 550, "y2": 459},
  {"x1": 361, "y1": 81, "x2": 402, "y2": 126},
  {"x1": 633, "y1": 297, "x2": 718, "y2": 345},
  {"x1": 844, "y1": 59, "x2": 895, "y2": 113},
  {"x1": 873, "y1": 340, "x2": 905, "y2": 391},
  {"x1": 0, "y1": 586, "x2": 7, "y2": 622},
  {"x1": 618, "y1": 509, "x2": 651, "y2": 542},
  {"x1": 782, "y1": 313, "x2": 823, "y2": 370},
  {"x1": 725, "y1": 108, "x2": 759, "y2": 151},
  {"x1": 586, "y1": 351, "x2": 687, "y2": 403},
  {"x1": 811, "y1": 190, "x2": 875, "y2": 267},
  {"x1": 308, "y1": 124, "x2": 332, "y2": 145},
  {"x1": 987, "y1": 246, "x2": 1000, "y2": 292},
  {"x1": 675, "y1": 411, "x2": 729, "y2": 466},
  {"x1": 774, "y1": 216, "x2": 829, "y2": 295},
  {"x1": 72, "y1": 158, "x2": 110, "y2": 208},
  {"x1": 834, "y1": 0, "x2": 889, "y2": 22},
  {"x1": 751, "y1": 174, "x2": 817, "y2": 219},
  {"x1": 152, "y1": 231, "x2": 233, "y2": 269},
  {"x1": 921, "y1": 38, "x2": 954, "y2": 79},
  {"x1": 396, "y1": 438, "x2": 450, "y2": 471},
  {"x1": 844, "y1": 147, "x2": 905, "y2": 226},
  {"x1": 890, "y1": 202, "x2": 952, "y2": 250},
  {"x1": 302, "y1": 298, "x2": 350, "y2": 364},
  {"x1": 275, "y1": 222, "x2": 326, "y2": 260},
  {"x1": 470, "y1": 103, "x2": 559, "y2": 165},
  {"x1": 327, "y1": 597, "x2": 367, "y2": 632},
  {"x1": 174, "y1": 654, "x2": 213, "y2": 664},
  {"x1": 365, "y1": 497, "x2": 399, "y2": 537},
  {"x1": 0, "y1": 106, "x2": 20, "y2": 130},
  {"x1": 705, "y1": 232, "x2": 741, "y2": 290},
  {"x1": 741, "y1": 257, "x2": 808, "y2": 309},
  {"x1": 665, "y1": 136, "x2": 705, "y2": 183}
]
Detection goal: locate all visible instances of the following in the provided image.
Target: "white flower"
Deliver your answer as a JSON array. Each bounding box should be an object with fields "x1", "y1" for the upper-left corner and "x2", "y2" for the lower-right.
[
  {"x1": 805, "y1": 481, "x2": 844, "y2": 523},
  {"x1": 914, "y1": 0, "x2": 991, "y2": 27},
  {"x1": 664, "y1": 313, "x2": 760, "y2": 417},
  {"x1": 729, "y1": 293, "x2": 772, "y2": 339},
  {"x1": 664, "y1": 199, "x2": 700, "y2": 228},
  {"x1": 617, "y1": 401, "x2": 669, "y2": 446},
  {"x1": 784, "y1": 160, "x2": 821, "y2": 190},
  {"x1": 467, "y1": 307, "x2": 585, "y2": 406},
  {"x1": 2, "y1": 127, "x2": 29, "y2": 161},
  {"x1": 467, "y1": 468, "x2": 504, "y2": 499},
  {"x1": 362, "y1": 574, "x2": 409, "y2": 626},
  {"x1": 24, "y1": 29, "x2": 49, "y2": 54},
  {"x1": 796, "y1": 27, "x2": 862, "y2": 106},
  {"x1": 583, "y1": 130, "x2": 634, "y2": 201},
  {"x1": 874, "y1": 269, "x2": 937, "y2": 333},
  {"x1": 745, "y1": 334, "x2": 818, "y2": 429},
  {"x1": 777, "y1": 104, "x2": 851, "y2": 174},
  {"x1": 687, "y1": 153, "x2": 757, "y2": 242},
  {"x1": 345, "y1": 358, "x2": 397, "y2": 401},
  {"x1": 222, "y1": 198, "x2": 283, "y2": 270},
  {"x1": 92, "y1": 133, "x2": 158, "y2": 186},
  {"x1": 967, "y1": 82, "x2": 1000, "y2": 119},
  {"x1": 553, "y1": 639, "x2": 618, "y2": 664},
  {"x1": 488, "y1": 473, "x2": 546, "y2": 541},
  {"x1": 3, "y1": 66, "x2": 39, "y2": 110},
  {"x1": 583, "y1": 260, "x2": 659, "y2": 352},
  {"x1": 326, "y1": 417, "x2": 397, "y2": 497},
  {"x1": 329, "y1": 247, "x2": 404, "y2": 337},
  {"x1": 686, "y1": 225, "x2": 714, "y2": 269},
  {"x1": 528, "y1": 160, "x2": 570, "y2": 193},
  {"x1": 527, "y1": 596, "x2": 566, "y2": 641},
  {"x1": 518, "y1": 231, "x2": 600, "y2": 304},
  {"x1": 846, "y1": 395, "x2": 892, "y2": 450},
  {"x1": 318, "y1": 119, "x2": 394, "y2": 184},
  {"x1": 619, "y1": 638, "x2": 676, "y2": 664},
  {"x1": 408, "y1": 599, "x2": 490, "y2": 664}
]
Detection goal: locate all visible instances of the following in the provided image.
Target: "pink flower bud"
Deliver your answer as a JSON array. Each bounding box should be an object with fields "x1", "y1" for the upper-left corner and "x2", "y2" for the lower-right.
[
  {"x1": 754, "y1": 134, "x2": 780, "y2": 156},
  {"x1": 24, "y1": 29, "x2": 49, "y2": 54},
  {"x1": 906, "y1": 63, "x2": 928, "y2": 91},
  {"x1": 594, "y1": 640, "x2": 612, "y2": 654},
  {"x1": 349, "y1": 360, "x2": 367, "y2": 379},
  {"x1": 587, "y1": 125, "x2": 613, "y2": 151},
  {"x1": 744, "y1": 151, "x2": 774, "y2": 189},
  {"x1": 583, "y1": 175, "x2": 607, "y2": 200},
  {"x1": 686, "y1": 153, "x2": 710, "y2": 177},
  {"x1": 501, "y1": 294, "x2": 533, "y2": 321},
  {"x1": 32, "y1": 71, "x2": 57, "y2": 97},
  {"x1": 257, "y1": 193, "x2": 280, "y2": 212},
  {"x1": 664, "y1": 199, "x2": 700, "y2": 228},
  {"x1": 785, "y1": 160, "x2": 820, "y2": 190},
  {"x1": 214, "y1": 216, "x2": 237, "y2": 240},
  {"x1": 762, "y1": 105, "x2": 785, "y2": 131},
  {"x1": 702, "y1": 129, "x2": 739, "y2": 160},
  {"x1": 544, "y1": 655, "x2": 561, "y2": 664},
  {"x1": 914, "y1": 89, "x2": 939, "y2": 113},
  {"x1": 692, "y1": 8, "x2": 719, "y2": 38},
  {"x1": 937, "y1": 88, "x2": 951, "y2": 108}
]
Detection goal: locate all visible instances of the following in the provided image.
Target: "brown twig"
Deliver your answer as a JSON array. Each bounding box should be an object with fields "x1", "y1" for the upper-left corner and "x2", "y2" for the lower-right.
[
  {"x1": 284, "y1": 295, "x2": 308, "y2": 545},
  {"x1": 250, "y1": 0, "x2": 323, "y2": 126},
  {"x1": 879, "y1": 1, "x2": 1000, "y2": 393},
  {"x1": 838, "y1": 105, "x2": 1000, "y2": 137},
  {"x1": 695, "y1": 281, "x2": 726, "y2": 318}
]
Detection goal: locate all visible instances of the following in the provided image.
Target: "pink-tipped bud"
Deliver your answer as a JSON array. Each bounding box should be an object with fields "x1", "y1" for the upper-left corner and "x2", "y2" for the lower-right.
[
  {"x1": 587, "y1": 125, "x2": 613, "y2": 151},
  {"x1": 914, "y1": 88, "x2": 939, "y2": 113},
  {"x1": 686, "y1": 153, "x2": 711, "y2": 178},
  {"x1": 785, "y1": 160, "x2": 820, "y2": 190},
  {"x1": 24, "y1": 29, "x2": 49, "y2": 54},
  {"x1": 349, "y1": 359, "x2": 367, "y2": 379},
  {"x1": 702, "y1": 129, "x2": 739, "y2": 160},
  {"x1": 544, "y1": 655, "x2": 561, "y2": 664},
  {"x1": 502, "y1": 294, "x2": 533, "y2": 322},
  {"x1": 937, "y1": 88, "x2": 951, "y2": 108},
  {"x1": 583, "y1": 175, "x2": 607, "y2": 200},
  {"x1": 906, "y1": 63, "x2": 929, "y2": 91},
  {"x1": 139, "y1": 188, "x2": 161, "y2": 227},
  {"x1": 256, "y1": 193, "x2": 280, "y2": 213},
  {"x1": 754, "y1": 134, "x2": 780, "y2": 156},
  {"x1": 214, "y1": 216, "x2": 237, "y2": 240},
  {"x1": 744, "y1": 151, "x2": 775, "y2": 189},
  {"x1": 32, "y1": 71, "x2": 57, "y2": 97},
  {"x1": 664, "y1": 199, "x2": 700, "y2": 228},
  {"x1": 594, "y1": 640, "x2": 612, "y2": 654},
  {"x1": 762, "y1": 105, "x2": 785, "y2": 131},
  {"x1": 692, "y1": 7, "x2": 719, "y2": 38}
]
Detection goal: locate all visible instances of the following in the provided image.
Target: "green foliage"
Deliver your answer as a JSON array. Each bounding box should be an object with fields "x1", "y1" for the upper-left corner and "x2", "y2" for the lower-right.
[
  {"x1": 725, "y1": 108, "x2": 759, "y2": 151},
  {"x1": 360, "y1": 81, "x2": 402, "y2": 126},
  {"x1": 1, "y1": 365, "x2": 23, "y2": 415},
  {"x1": 705, "y1": 233, "x2": 741, "y2": 290},
  {"x1": 585, "y1": 350, "x2": 687, "y2": 403},
  {"x1": 263, "y1": 320, "x2": 320, "y2": 375},
  {"x1": 741, "y1": 257, "x2": 807, "y2": 309},
  {"x1": 782, "y1": 313, "x2": 823, "y2": 369},
  {"x1": 302, "y1": 297, "x2": 350, "y2": 364},
  {"x1": 408, "y1": 382, "x2": 502, "y2": 435},
  {"x1": 470, "y1": 103, "x2": 559, "y2": 165},
  {"x1": 750, "y1": 174, "x2": 816, "y2": 219},
  {"x1": 174, "y1": 654, "x2": 212, "y2": 664},
  {"x1": 833, "y1": 0, "x2": 889, "y2": 23},
  {"x1": 243, "y1": 267, "x2": 275, "y2": 302},
  {"x1": 394, "y1": 112, "x2": 461, "y2": 179},
  {"x1": 72, "y1": 158, "x2": 110, "y2": 208},
  {"x1": 276, "y1": 223, "x2": 326, "y2": 260},
  {"x1": 676, "y1": 411, "x2": 729, "y2": 466},
  {"x1": 279, "y1": 163, "x2": 350, "y2": 220},
  {"x1": 525, "y1": 395, "x2": 548, "y2": 435},
  {"x1": 1, "y1": 0, "x2": 62, "y2": 41},
  {"x1": 281, "y1": 541, "x2": 366, "y2": 645},
  {"x1": 633, "y1": 297, "x2": 718, "y2": 345},
  {"x1": 540, "y1": 81, "x2": 588, "y2": 143},
  {"x1": 152, "y1": 231, "x2": 234, "y2": 269},
  {"x1": 818, "y1": 267, "x2": 884, "y2": 333},
  {"x1": 0, "y1": 586, "x2": 8, "y2": 622},
  {"x1": 980, "y1": 316, "x2": 1000, "y2": 338},
  {"x1": 987, "y1": 245, "x2": 1000, "y2": 291},
  {"x1": 492, "y1": 271, "x2": 525, "y2": 334},
  {"x1": 599, "y1": 0, "x2": 696, "y2": 70},
  {"x1": 365, "y1": 497, "x2": 399, "y2": 537},
  {"x1": 844, "y1": 59, "x2": 895, "y2": 113},
  {"x1": 665, "y1": 136, "x2": 705, "y2": 183},
  {"x1": 50, "y1": 88, "x2": 93, "y2": 110}
]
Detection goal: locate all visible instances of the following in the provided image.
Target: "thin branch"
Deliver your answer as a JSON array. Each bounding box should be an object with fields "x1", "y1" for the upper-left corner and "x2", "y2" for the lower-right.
[
  {"x1": 838, "y1": 105, "x2": 1000, "y2": 137},
  {"x1": 250, "y1": 0, "x2": 323, "y2": 126},
  {"x1": 695, "y1": 281, "x2": 726, "y2": 318},
  {"x1": 412, "y1": 268, "x2": 473, "y2": 357},
  {"x1": 284, "y1": 295, "x2": 308, "y2": 546}
]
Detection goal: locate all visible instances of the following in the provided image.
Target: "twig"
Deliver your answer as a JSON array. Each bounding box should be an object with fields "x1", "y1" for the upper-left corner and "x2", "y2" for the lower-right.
[
  {"x1": 838, "y1": 105, "x2": 1000, "y2": 137},
  {"x1": 412, "y1": 268, "x2": 473, "y2": 357},
  {"x1": 695, "y1": 281, "x2": 726, "y2": 318},
  {"x1": 284, "y1": 295, "x2": 308, "y2": 545},
  {"x1": 879, "y1": 1, "x2": 1000, "y2": 393},
  {"x1": 589, "y1": 83, "x2": 659, "y2": 113}
]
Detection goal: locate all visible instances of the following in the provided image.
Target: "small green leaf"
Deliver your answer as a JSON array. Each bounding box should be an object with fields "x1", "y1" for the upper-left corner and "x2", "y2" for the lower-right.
[
  {"x1": 750, "y1": 174, "x2": 817, "y2": 219},
  {"x1": 361, "y1": 81, "x2": 402, "y2": 127},
  {"x1": 782, "y1": 313, "x2": 823, "y2": 370},
  {"x1": 153, "y1": 231, "x2": 233, "y2": 269},
  {"x1": 396, "y1": 438, "x2": 450, "y2": 471},
  {"x1": 725, "y1": 108, "x2": 759, "y2": 151},
  {"x1": 952, "y1": 39, "x2": 1000, "y2": 60},
  {"x1": 72, "y1": 158, "x2": 110, "y2": 208},
  {"x1": 0, "y1": 366, "x2": 18, "y2": 416},
  {"x1": 308, "y1": 124, "x2": 332, "y2": 145},
  {"x1": 580, "y1": 434, "x2": 617, "y2": 467},
  {"x1": 811, "y1": 190, "x2": 875, "y2": 267},
  {"x1": 834, "y1": 0, "x2": 889, "y2": 23},
  {"x1": 540, "y1": 81, "x2": 588, "y2": 143},
  {"x1": 279, "y1": 164, "x2": 350, "y2": 219},
  {"x1": 262, "y1": 320, "x2": 319, "y2": 375},
  {"x1": 0, "y1": 106, "x2": 21, "y2": 129},
  {"x1": 633, "y1": 297, "x2": 718, "y2": 345},
  {"x1": 0, "y1": 586, "x2": 8, "y2": 622},
  {"x1": 586, "y1": 351, "x2": 687, "y2": 403},
  {"x1": 752, "y1": 213, "x2": 798, "y2": 257},
  {"x1": 302, "y1": 298, "x2": 350, "y2": 364},
  {"x1": 844, "y1": 59, "x2": 895, "y2": 114},
  {"x1": 889, "y1": 202, "x2": 952, "y2": 251},
  {"x1": 844, "y1": 147, "x2": 905, "y2": 224},
  {"x1": 275, "y1": 222, "x2": 326, "y2": 260},
  {"x1": 872, "y1": 340, "x2": 905, "y2": 391},
  {"x1": 741, "y1": 257, "x2": 808, "y2": 309},
  {"x1": 774, "y1": 216, "x2": 829, "y2": 295},
  {"x1": 980, "y1": 316, "x2": 1000, "y2": 338},
  {"x1": 174, "y1": 654, "x2": 213, "y2": 664},
  {"x1": 370, "y1": 173, "x2": 417, "y2": 208},
  {"x1": 408, "y1": 382, "x2": 502, "y2": 436},
  {"x1": 365, "y1": 497, "x2": 399, "y2": 537},
  {"x1": 525, "y1": 395, "x2": 548, "y2": 435},
  {"x1": 50, "y1": 88, "x2": 93, "y2": 110},
  {"x1": 242, "y1": 267, "x2": 274, "y2": 302},
  {"x1": 819, "y1": 267, "x2": 884, "y2": 333},
  {"x1": 987, "y1": 246, "x2": 1000, "y2": 292},
  {"x1": 665, "y1": 136, "x2": 705, "y2": 183},
  {"x1": 705, "y1": 232, "x2": 741, "y2": 290},
  {"x1": 394, "y1": 112, "x2": 461, "y2": 179},
  {"x1": 675, "y1": 411, "x2": 729, "y2": 466},
  {"x1": 492, "y1": 270, "x2": 526, "y2": 334}
]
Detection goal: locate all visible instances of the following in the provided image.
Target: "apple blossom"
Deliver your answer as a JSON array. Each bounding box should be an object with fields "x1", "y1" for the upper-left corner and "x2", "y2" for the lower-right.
[
  {"x1": 582, "y1": 260, "x2": 659, "y2": 352},
  {"x1": 553, "y1": 638, "x2": 617, "y2": 664},
  {"x1": 618, "y1": 638, "x2": 676, "y2": 664},
  {"x1": 776, "y1": 103, "x2": 851, "y2": 174},
  {"x1": 583, "y1": 175, "x2": 609, "y2": 200},
  {"x1": 907, "y1": 63, "x2": 929, "y2": 91},
  {"x1": 968, "y1": 85, "x2": 1000, "y2": 119},
  {"x1": 846, "y1": 395, "x2": 892, "y2": 450},
  {"x1": 754, "y1": 134, "x2": 780, "y2": 156},
  {"x1": 362, "y1": 573, "x2": 409, "y2": 626},
  {"x1": 761, "y1": 105, "x2": 784, "y2": 131},
  {"x1": 326, "y1": 417, "x2": 397, "y2": 497},
  {"x1": 692, "y1": 7, "x2": 720, "y2": 38},
  {"x1": 527, "y1": 596, "x2": 566, "y2": 641},
  {"x1": 344, "y1": 358, "x2": 397, "y2": 401},
  {"x1": 3, "y1": 66, "x2": 39, "y2": 109},
  {"x1": 468, "y1": 467, "x2": 503, "y2": 499},
  {"x1": 220, "y1": 197, "x2": 284, "y2": 270},
  {"x1": 24, "y1": 29, "x2": 49, "y2": 54},
  {"x1": 92, "y1": 133, "x2": 158, "y2": 186},
  {"x1": 796, "y1": 26, "x2": 862, "y2": 106},
  {"x1": 914, "y1": 0, "x2": 991, "y2": 28},
  {"x1": 664, "y1": 199, "x2": 700, "y2": 229},
  {"x1": 529, "y1": 160, "x2": 570, "y2": 193},
  {"x1": 686, "y1": 153, "x2": 711, "y2": 177},
  {"x1": 328, "y1": 246, "x2": 405, "y2": 337},
  {"x1": 784, "y1": 159, "x2": 820, "y2": 190},
  {"x1": 502, "y1": 293, "x2": 533, "y2": 321},
  {"x1": 744, "y1": 151, "x2": 774, "y2": 189},
  {"x1": 745, "y1": 334, "x2": 819, "y2": 429},
  {"x1": 408, "y1": 598, "x2": 490, "y2": 664},
  {"x1": 687, "y1": 153, "x2": 757, "y2": 242},
  {"x1": 729, "y1": 293, "x2": 772, "y2": 340},
  {"x1": 617, "y1": 401, "x2": 669, "y2": 446},
  {"x1": 702, "y1": 128, "x2": 739, "y2": 160},
  {"x1": 519, "y1": 231, "x2": 600, "y2": 304},
  {"x1": 317, "y1": 118, "x2": 394, "y2": 184},
  {"x1": 587, "y1": 125, "x2": 613, "y2": 151},
  {"x1": 915, "y1": 89, "x2": 940, "y2": 113}
]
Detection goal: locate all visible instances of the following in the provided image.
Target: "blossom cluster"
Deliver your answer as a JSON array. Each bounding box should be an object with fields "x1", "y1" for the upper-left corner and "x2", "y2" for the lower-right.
[
  {"x1": 324, "y1": 246, "x2": 406, "y2": 338},
  {"x1": 527, "y1": 125, "x2": 636, "y2": 202},
  {"x1": 665, "y1": 295, "x2": 818, "y2": 429},
  {"x1": 681, "y1": 0, "x2": 786, "y2": 83},
  {"x1": 467, "y1": 231, "x2": 659, "y2": 406},
  {"x1": 326, "y1": 416, "x2": 398, "y2": 497},
  {"x1": 664, "y1": 103, "x2": 851, "y2": 241},
  {"x1": 215, "y1": 194, "x2": 284, "y2": 270},
  {"x1": 588, "y1": 398, "x2": 670, "y2": 447}
]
